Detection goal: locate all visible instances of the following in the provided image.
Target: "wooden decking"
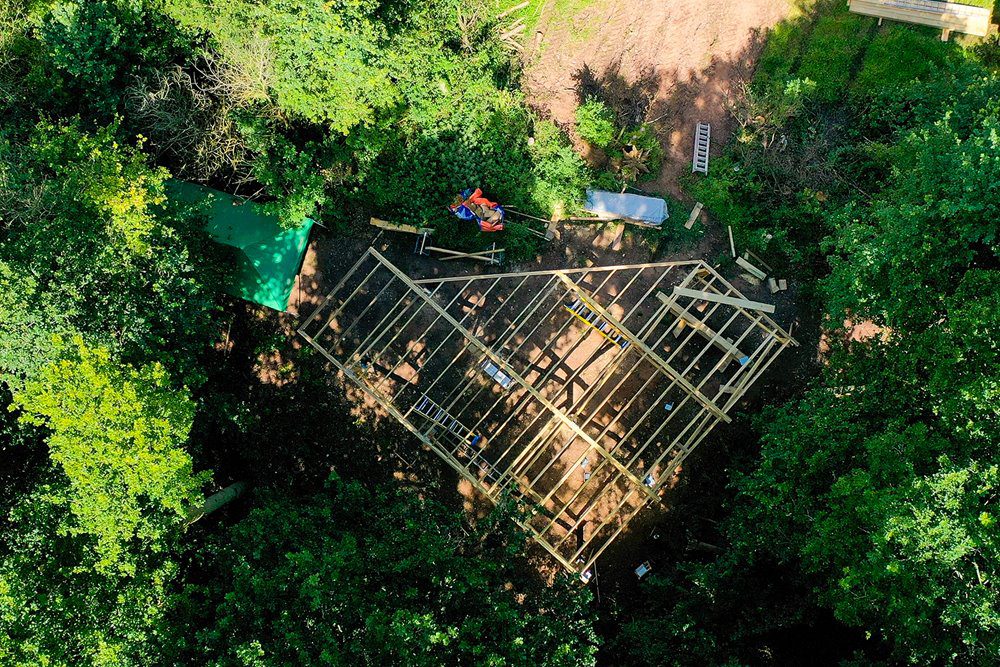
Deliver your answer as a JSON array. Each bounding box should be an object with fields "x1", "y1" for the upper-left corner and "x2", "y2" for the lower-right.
[{"x1": 849, "y1": 0, "x2": 992, "y2": 37}]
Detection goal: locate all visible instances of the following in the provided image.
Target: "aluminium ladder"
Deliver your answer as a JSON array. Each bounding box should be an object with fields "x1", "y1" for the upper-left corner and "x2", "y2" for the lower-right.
[
  {"x1": 413, "y1": 394, "x2": 483, "y2": 448},
  {"x1": 564, "y1": 299, "x2": 630, "y2": 350},
  {"x1": 414, "y1": 395, "x2": 505, "y2": 485},
  {"x1": 692, "y1": 122, "x2": 711, "y2": 174}
]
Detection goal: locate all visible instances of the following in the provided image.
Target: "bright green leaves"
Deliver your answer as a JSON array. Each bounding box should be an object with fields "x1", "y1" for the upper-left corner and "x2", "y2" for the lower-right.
[
  {"x1": 575, "y1": 98, "x2": 616, "y2": 149},
  {"x1": 11, "y1": 337, "x2": 206, "y2": 574},
  {"x1": 26, "y1": 120, "x2": 168, "y2": 256},
  {"x1": 263, "y1": 0, "x2": 395, "y2": 132},
  {"x1": 0, "y1": 119, "x2": 220, "y2": 384}
]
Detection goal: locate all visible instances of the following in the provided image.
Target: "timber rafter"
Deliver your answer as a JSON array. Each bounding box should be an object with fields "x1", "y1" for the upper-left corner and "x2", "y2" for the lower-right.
[{"x1": 299, "y1": 248, "x2": 795, "y2": 577}]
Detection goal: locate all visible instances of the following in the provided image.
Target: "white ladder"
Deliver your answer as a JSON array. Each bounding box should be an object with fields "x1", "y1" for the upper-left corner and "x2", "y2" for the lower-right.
[{"x1": 692, "y1": 122, "x2": 710, "y2": 174}]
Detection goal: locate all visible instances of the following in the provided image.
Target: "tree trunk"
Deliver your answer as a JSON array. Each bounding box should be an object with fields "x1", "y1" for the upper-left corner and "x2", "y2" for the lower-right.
[{"x1": 185, "y1": 481, "x2": 247, "y2": 526}]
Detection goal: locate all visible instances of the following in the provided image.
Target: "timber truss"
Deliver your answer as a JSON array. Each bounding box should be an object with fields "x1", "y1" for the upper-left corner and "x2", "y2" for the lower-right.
[{"x1": 298, "y1": 249, "x2": 796, "y2": 577}]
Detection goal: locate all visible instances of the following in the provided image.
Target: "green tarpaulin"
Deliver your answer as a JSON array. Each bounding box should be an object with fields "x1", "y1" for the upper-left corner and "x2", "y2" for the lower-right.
[{"x1": 168, "y1": 181, "x2": 314, "y2": 312}]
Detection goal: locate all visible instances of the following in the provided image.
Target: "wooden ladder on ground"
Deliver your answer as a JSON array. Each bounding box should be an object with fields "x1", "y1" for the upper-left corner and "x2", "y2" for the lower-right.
[
  {"x1": 692, "y1": 122, "x2": 711, "y2": 174},
  {"x1": 565, "y1": 299, "x2": 630, "y2": 350}
]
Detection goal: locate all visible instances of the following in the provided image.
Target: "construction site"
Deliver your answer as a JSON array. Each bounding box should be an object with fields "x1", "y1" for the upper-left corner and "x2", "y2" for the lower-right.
[{"x1": 298, "y1": 248, "x2": 796, "y2": 578}]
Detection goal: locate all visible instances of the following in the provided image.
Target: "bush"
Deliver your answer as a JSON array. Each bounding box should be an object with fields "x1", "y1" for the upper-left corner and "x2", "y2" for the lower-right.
[{"x1": 575, "y1": 97, "x2": 616, "y2": 148}]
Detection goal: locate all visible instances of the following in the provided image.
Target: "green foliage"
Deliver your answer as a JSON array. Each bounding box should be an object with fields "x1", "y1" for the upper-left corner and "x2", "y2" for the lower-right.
[
  {"x1": 852, "y1": 25, "x2": 956, "y2": 101},
  {"x1": 528, "y1": 119, "x2": 591, "y2": 215},
  {"x1": 0, "y1": 482, "x2": 181, "y2": 667},
  {"x1": 163, "y1": 475, "x2": 598, "y2": 666},
  {"x1": 754, "y1": 11, "x2": 812, "y2": 91},
  {"x1": 239, "y1": 115, "x2": 331, "y2": 227},
  {"x1": 735, "y1": 371, "x2": 1000, "y2": 663},
  {"x1": 11, "y1": 337, "x2": 206, "y2": 574},
  {"x1": 822, "y1": 77, "x2": 1000, "y2": 328},
  {"x1": 575, "y1": 97, "x2": 616, "y2": 148},
  {"x1": 0, "y1": 119, "x2": 220, "y2": 382},
  {"x1": 166, "y1": 0, "x2": 398, "y2": 133},
  {"x1": 0, "y1": 260, "x2": 75, "y2": 379},
  {"x1": 31, "y1": 0, "x2": 192, "y2": 117}
]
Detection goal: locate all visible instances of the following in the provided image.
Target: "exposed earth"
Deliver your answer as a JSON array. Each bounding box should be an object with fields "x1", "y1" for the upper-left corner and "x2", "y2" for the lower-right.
[
  {"x1": 279, "y1": 0, "x2": 810, "y2": 584},
  {"x1": 521, "y1": 0, "x2": 795, "y2": 196}
]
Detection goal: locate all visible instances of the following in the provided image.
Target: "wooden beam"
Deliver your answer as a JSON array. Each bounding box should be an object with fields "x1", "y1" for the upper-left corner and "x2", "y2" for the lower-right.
[
  {"x1": 610, "y1": 222, "x2": 625, "y2": 251},
  {"x1": 735, "y1": 256, "x2": 766, "y2": 280},
  {"x1": 370, "y1": 217, "x2": 430, "y2": 235},
  {"x1": 684, "y1": 202, "x2": 703, "y2": 229},
  {"x1": 557, "y1": 274, "x2": 731, "y2": 423},
  {"x1": 727, "y1": 226, "x2": 736, "y2": 257},
  {"x1": 673, "y1": 286, "x2": 775, "y2": 314},
  {"x1": 411, "y1": 259, "x2": 703, "y2": 284},
  {"x1": 497, "y1": 0, "x2": 529, "y2": 19}
]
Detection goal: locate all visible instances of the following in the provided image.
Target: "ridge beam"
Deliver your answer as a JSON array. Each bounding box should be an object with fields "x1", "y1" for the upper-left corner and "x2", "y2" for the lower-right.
[{"x1": 555, "y1": 274, "x2": 731, "y2": 423}]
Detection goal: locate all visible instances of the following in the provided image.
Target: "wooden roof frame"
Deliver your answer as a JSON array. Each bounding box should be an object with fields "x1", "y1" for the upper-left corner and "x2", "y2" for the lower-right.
[{"x1": 298, "y1": 249, "x2": 796, "y2": 577}]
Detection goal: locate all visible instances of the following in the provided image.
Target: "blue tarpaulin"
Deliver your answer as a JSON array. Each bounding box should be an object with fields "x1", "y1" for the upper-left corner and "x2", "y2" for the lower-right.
[{"x1": 584, "y1": 190, "x2": 669, "y2": 226}]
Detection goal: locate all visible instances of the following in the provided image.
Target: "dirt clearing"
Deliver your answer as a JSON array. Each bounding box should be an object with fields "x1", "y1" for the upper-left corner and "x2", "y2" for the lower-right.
[{"x1": 521, "y1": 0, "x2": 795, "y2": 196}]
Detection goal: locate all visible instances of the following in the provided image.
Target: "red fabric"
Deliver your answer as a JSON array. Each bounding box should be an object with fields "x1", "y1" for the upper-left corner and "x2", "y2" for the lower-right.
[
  {"x1": 464, "y1": 188, "x2": 498, "y2": 208},
  {"x1": 479, "y1": 219, "x2": 504, "y2": 232}
]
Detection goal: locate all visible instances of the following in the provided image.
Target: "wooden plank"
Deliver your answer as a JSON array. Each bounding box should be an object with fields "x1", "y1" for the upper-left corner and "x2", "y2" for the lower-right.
[
  {"x1": 545, "y1": 217, "x2": 559, "y2": 240},
  {"x1": 370, "y1": 217, "x2": 429, "y2": 235},
  {"x1": 610, "y1": 222, "x2": 625, "y2": 251},
  {"x1": 727, "y1": 226, "x2": 736, "y2": 257},
  {"x1": 767, "y1": 277, "x2": 779, "y2": 294},
  {"x1": 673, "y1": 286, "x2": 776, "y2": 314},
  {"x1": 735, "y1": 256, "x2": 766, "y2": 280},
  {"x1": 684, "y1": 202, "x2": 703, "y2": 229}
]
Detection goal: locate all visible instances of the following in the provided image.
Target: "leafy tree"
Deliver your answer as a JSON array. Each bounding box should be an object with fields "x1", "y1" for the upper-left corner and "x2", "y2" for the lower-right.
[
  {"x1": 30, "y1": 0, "x2": 193, "y2": 117},
  {"x1": 163, "y1": 475, "x2": 598, "y2": 666},
  {"x1": 0, "y1": 480, "x2": 181, "y2": 667},
  {"x1": 822, "y1": 76, "x2": 1000, "y2": 330},
  {"x1": 165, "y1": 0, "x2": 399, "y2": 132},
  {"x1": 0, "y1": 119, "x2": 220, "y2": 382},
  {"x1": 11, "y1": 336, "x2": 206, "y2": 574}
]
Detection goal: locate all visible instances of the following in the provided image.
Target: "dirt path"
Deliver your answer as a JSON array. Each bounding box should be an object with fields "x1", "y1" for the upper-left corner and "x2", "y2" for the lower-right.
[{"x1": 522, "y1": 0, "x2": 794, "y2": 197}]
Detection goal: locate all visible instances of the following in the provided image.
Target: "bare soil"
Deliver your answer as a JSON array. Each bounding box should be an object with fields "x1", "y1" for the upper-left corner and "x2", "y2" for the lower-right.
[{"x1": 522, "y1": 0, "x2": 794, "y2": 197}]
